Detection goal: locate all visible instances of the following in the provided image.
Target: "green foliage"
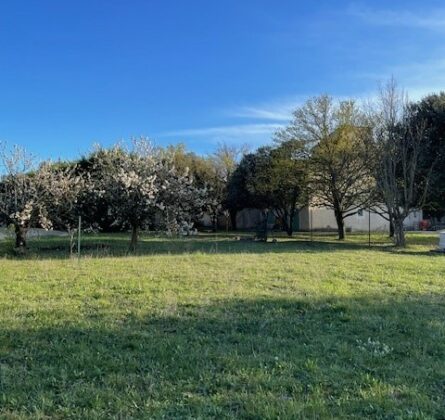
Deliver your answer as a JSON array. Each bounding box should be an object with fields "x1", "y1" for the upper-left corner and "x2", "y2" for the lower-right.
[
  {"x1": 226, "y1": 142, "x2": 308, "y2": 235},
  {"x1": 409, "y1": 93, "x2": 445, "y2": 216},
  {"x1": 276, "y1": 96, "x2": 373, "y2": 240}
]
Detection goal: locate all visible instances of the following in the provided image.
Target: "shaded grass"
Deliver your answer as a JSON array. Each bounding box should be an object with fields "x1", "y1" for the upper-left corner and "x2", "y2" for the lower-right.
[
  {"x1": 0, "y1": 230, "x2": 441, "y2": 259},
  {"x1": 0, "y1": 232, "x2": 444, "y2": 418}
]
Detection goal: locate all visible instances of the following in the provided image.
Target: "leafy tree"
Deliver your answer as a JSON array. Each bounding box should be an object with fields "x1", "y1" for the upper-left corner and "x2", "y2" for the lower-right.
[
  {"x1": 270, "y1": 141, "x2": 308, "y2": 236},
  {"x1": 226, "y1": 143, "x2": 307, "y2": 237},
  {"x1": 213, "y1": 143, "x2": 248, "y2": 230},
  {"x1": 280, "y1": 96, "x2": 373, "y2": 240},
  {"x1": 226, "y1": 153, "x2": 263, "y2": 222},
  {"x1": 408, "y1": 93, "x2": 445, "y2": 220},
  {"x1": 241, "y1": 143, "x2": 307, "y2": 236}
]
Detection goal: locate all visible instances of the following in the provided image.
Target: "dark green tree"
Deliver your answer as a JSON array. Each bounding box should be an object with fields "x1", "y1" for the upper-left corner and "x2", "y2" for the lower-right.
[{"x1": 408, "y1": 93, "x2": 445, "y2": 221}]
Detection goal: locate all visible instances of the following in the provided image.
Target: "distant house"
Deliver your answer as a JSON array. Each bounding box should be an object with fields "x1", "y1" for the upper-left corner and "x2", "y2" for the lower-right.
[
  {"x1": 298, "y1": 206, "x2": 422, "y2": 232},
  {"x1": 210, "y1": 206, "x2": 422, "y2": 232}
]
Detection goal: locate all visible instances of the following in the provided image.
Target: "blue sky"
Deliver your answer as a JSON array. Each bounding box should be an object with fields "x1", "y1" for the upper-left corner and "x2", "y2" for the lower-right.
[{"x1": 1, "y1": 0, "x2": 445, "y2": 159}]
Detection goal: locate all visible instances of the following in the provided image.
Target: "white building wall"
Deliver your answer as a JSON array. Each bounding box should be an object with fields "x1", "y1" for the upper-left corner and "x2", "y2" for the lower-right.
[
  {"x1": 403, "y1": 210, "x2": 422, "y2": 229},
  {"x1": 299, "y1": 206, "x2": 422, "y2": 232},
  {"x1": 345, "y1": 210, "x2": 390, "y2": 232}
]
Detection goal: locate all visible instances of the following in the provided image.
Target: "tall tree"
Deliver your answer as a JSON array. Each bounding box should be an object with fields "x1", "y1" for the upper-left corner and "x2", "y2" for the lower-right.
[
  {"x1": 272, "y1": 141, "x2": 308, "y2": 236},
  {"x1": 213, "y1": 143, "x2": 248, "y2": 230},
  {"x1": 226, "y1": 152, "x2": 265, "y2": 222},
  {"x1": 280, "y1": 96, "x2": 373, "y2": 240},
  {"x1": 408, "y1": 93, "x2": 445, "y2": 220},
  {"x1": 369, "y1": 79, "x2": 435, "y2": 247}
]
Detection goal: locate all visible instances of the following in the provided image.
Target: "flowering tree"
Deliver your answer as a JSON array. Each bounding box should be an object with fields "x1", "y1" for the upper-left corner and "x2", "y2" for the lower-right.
[
  {"x1": 36, "y1": 162, "x2": 85, "y2": 253},
  {"x1": 157, "y1": 164, "x2": 207, "y2": 236},
  {"x1": 91, "y1": 142, "x2": 158, "y2": 251},
  {"x1": 0, "y1": 143, "x2": 50, "y2": 250}
]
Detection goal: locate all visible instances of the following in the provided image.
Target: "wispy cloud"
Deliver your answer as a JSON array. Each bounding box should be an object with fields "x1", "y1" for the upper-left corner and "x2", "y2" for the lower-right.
[
  {"x1": 163, "y1": 123, "x2": 283, "y2": 138},
  {"x1": 227, "y1": 97, "x2": 306, "y2": 122},
  {"x1": 159, "y1": 123, "x2": 284, "y2": 151},
  {"x1": 349, "y1": 4, "x2": 445, "y2": 30},
  {"x1": 231, "y1": 107, "x2": 291, "y2": 121}
]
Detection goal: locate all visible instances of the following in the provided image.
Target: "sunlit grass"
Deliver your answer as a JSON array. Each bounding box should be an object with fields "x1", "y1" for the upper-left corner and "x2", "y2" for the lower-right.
[{"x1": 0, "y1": 232, "x2": 443, "y2": 418}]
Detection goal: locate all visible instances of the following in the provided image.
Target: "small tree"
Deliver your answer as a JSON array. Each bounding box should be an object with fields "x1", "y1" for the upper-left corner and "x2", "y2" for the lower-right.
[
  {"x1": 0, "y1": 144, "x2": 50, "y2": 250},
  {"x1": 240, "y1": 143, "x2": 307, "y2": 236},
  {"x1": 272, "y1": 141, "x2": 308, "y2": 236},
  {"x1": 37, "y1": 162, "x2": 85, "y2": 254},
  {"x1": 92, "y1": 141, "x2": 158, "y2": 251}
]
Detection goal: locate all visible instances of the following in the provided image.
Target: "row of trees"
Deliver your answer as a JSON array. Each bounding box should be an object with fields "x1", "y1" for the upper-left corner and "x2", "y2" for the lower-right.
[
  {"x1": 1, "y1": 80, "x2": 444, "y2": 250},
  {"x1": 226, "y1": 81, "x2": 444, "y2": 246},
  {"x1": 0, "y1": 140, "x2": 214, "y2": 252}
]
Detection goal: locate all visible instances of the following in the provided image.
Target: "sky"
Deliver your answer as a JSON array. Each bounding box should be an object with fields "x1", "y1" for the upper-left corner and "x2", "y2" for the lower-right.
[{"x1": 1, "y1": 0, "x2": 445, "y2": 160}]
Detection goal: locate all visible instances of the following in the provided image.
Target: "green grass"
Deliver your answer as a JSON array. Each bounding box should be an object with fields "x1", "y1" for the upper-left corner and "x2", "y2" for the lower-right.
[{"x1": 0, "y1": 232, "x2": 444, "y2": 418}]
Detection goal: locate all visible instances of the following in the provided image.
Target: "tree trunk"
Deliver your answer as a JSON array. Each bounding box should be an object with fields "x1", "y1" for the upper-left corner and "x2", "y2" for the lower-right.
[
  {"x1": 229, "y1": 209, "x2": 237, "y2": 231},
  {"x1": 213, "y1": 212, "x2": 218, "y2": 233},
  {"x1": 287, "y1": 204, "x2": 297, "y2": 237},
  {"x1": 334, "y1": 209, "x2": 345, "y2": 240},
  {"x1": 280, "y1": 210, "x2": 290, "y2": 236},
  {"x1": 393, "y1": 219, "x2": 406, "y2": 247},
  {"x1": 14, "y1": 225, "x2": 27, "y2": 249},
  {"x1": 285, "y1": 219, "x2": 293, "y2": 237},
  {"x1": 389, "y1": 216, "x2": 395, "y2": 238},
  {"x1": 263, "y1": 210, "x2": 269, "y2": 241},
  {"x1": 129, "y1": 225, "x2": 139, "y2": 252}
]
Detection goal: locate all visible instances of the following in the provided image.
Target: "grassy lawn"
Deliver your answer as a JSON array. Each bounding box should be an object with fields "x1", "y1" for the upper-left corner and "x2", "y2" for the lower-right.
[{"x1": 0, "y1": 231, "x2": 444, "y2": 418}]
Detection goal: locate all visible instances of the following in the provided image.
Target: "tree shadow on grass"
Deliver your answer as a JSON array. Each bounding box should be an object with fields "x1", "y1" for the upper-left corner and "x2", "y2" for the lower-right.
[
  {"x1": 0, "y1": 232, "x2": 441, "y2": 260},
  {"x1": 1, "y1": 294, "x2": 444, "y2": 418}
]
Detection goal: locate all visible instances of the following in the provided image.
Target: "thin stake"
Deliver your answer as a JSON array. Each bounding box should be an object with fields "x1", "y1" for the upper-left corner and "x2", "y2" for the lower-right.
[
  {"x1": 77, "y1": 216, "x2": 81, "y2": 259},
  {"x1": 368, "y1": 208, "x2": 371, "y2": 247},
  {"x1": 310, "y1": 208, "x2": 313, "y2": 242}
]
